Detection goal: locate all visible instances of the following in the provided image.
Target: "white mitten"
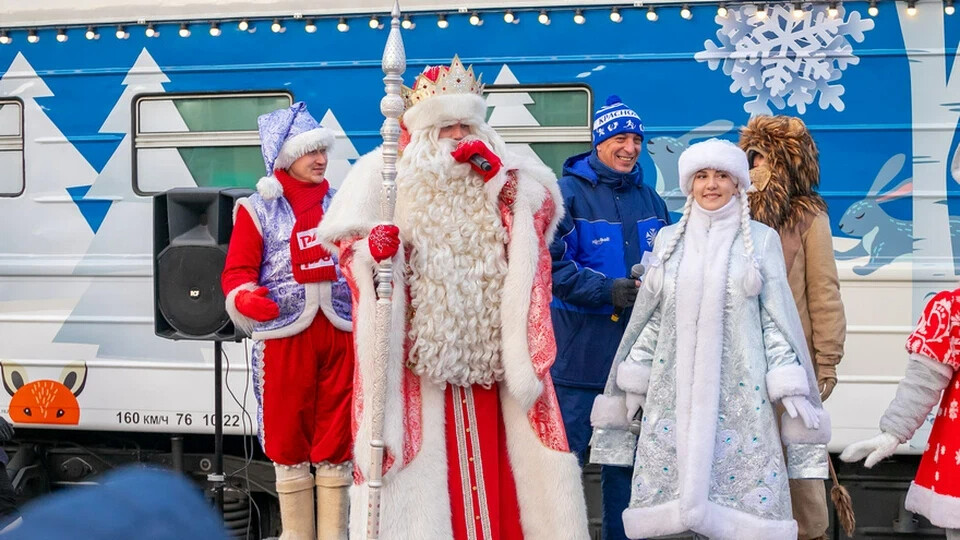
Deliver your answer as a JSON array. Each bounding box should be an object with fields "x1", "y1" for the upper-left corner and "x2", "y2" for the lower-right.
[
  {"x1": 840, "y1": 432, "x2": 900, "y2": 468},
  {"x1": 625, "y1": 392, "x2": 645, "y2": 423},
  {"x1": 781, "y1": 395, "x2": 820, "y2": 429}
]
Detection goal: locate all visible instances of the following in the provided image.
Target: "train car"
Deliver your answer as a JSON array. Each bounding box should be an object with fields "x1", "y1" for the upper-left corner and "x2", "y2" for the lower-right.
[{"x1": 0, "y1": 0, "x2": 957, "y2": 536}]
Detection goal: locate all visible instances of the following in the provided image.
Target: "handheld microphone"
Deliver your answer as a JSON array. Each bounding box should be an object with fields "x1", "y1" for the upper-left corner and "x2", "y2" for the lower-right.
[
  {"x1": 469, "y1": 154, "x2": 493, "y2": 172},
  {"x1": 610, "y1": 263, "x2": 645, "y2": 322}
]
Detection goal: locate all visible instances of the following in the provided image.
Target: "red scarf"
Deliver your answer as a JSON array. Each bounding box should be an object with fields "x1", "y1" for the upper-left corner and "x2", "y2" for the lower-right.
[{"x1": 275, "y1": 169, "x2": 337, "y2": 283}]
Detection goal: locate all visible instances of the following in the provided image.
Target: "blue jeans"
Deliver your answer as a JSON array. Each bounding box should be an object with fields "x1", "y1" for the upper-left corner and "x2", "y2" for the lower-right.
[{"x1": 554, "y1": 384, "x2": 632, "y2": 540}]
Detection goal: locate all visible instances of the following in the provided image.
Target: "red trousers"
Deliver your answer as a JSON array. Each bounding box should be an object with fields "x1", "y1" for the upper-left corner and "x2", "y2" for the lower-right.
[
  {"x1": 445, "y1": 384, "x2": 524, "y2": 540},
  {"x1": 259, "y1": 314, "x2": 354, "y2": 466}
]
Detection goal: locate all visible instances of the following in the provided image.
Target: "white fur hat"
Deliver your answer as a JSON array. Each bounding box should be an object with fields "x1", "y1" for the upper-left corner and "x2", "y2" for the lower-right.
[
  {"x1": 258, "y1": 102, "x2": 335, "y2": 174},
  {"x1": 401, "y1": 56, "x2": 487, "y2": 133},
  {"x1": 403, "y1": 93, "x2": 487, "y2": 133},
  {"x1": 677, "y1": 138, "x2": 751, "y2": 195}
]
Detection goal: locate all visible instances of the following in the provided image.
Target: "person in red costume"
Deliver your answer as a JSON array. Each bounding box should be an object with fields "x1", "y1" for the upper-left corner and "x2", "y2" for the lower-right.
[
  {"x1": 841, "y1": 288, "x2": 960, "y2": 539},
  {"x1": 317, "y1": 56, "x2": 589, "y2": 539},
  {"x1": 221, "y1": 102, "x2": 354, "y2": 540}
]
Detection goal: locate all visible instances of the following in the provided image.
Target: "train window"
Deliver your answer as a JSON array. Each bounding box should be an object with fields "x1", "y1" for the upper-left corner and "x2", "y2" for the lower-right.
[
  {"x1": 133, "y1": 92, "x2": 292, "y2": 194},
  {"x1": 0, "y1": 100, "x2": 24, "y2": 196},
  {"x1": 484, "y1": 85, "x2": 592, "y2": 177}
]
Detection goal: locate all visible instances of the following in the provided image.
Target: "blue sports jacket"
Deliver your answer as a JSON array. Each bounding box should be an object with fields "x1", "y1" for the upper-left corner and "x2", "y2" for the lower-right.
[{"x1": 549, "y1": 150, "x2": 670, "y2": 389}]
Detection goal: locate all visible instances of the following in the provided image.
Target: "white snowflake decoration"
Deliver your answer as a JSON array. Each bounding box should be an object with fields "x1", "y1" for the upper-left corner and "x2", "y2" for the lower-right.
[{"x1": 695, "y1": 3, "x2": 874, "y2": 115}]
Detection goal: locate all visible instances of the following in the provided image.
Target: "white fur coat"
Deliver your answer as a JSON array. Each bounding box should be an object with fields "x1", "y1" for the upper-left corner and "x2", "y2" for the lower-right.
[
  {"x1": 316, "y1": 147, "x2": 590, "y2": 540},
  {"x1": 591, "y1": 214, "x2": 830, "y2": 540}
]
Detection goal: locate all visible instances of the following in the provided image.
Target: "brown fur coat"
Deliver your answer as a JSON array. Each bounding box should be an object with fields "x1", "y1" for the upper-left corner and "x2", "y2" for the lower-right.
[
  {"x1": 740, "y1": 115, "x2": 847, "y2": 540},
  {"x1": 739, "y1": 115, "x2": 827, "y2": 232}
]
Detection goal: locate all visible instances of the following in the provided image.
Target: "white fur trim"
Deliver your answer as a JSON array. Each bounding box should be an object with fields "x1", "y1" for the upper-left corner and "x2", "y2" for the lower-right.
[
  {"x1": 317, "y1": 282, "x2": 352, "y2": 332},
  {"x1": 616, "y1": 362, "x2": 651, "y2": 395},
  {"x1": 316, "y1": 148, "x2": 384, "y2": 252},
  {"x1": 350, "y1": 382, "x2": 452, "y2": 539},
  {"x1": 780, "y1": 408, "x2": 831, "y2": 445},
  {"x1": 590, "y1": 394, "x2": 630, "y2": 429},
  {"x1": 623, "y1": 499, "x2": 798, "y2": 540},
  {"x1": 678, "y1": 138, "x2": 751, "y2": 196},
  {"x1": 500, "y1": 388, "x2": 591, "y2": 539},
  {"x1": 347, "y1": 239, "x2": 406, "y2": 483},
  {"x1": 251, "y1": 283, "x2": 321, "y2": 340},
  {"x1": 274, "y1": 127, "x2": 336, "y2": 172},
  {"x1": 351, "y1": 380, "x2": 591, "y2": 540},
  {"x1": 233, "y1": 198, "x2": 263, "y2": 236},
  {"x1": 905, "y1": 481, "x2": 960, "y2": 529},
  {"x1": 765, "y1": 364, "x2": 811, "y2": 401},
  {"x1": 502, "y1": 151, "x2": 565, "y2": 244},
  {"x1": 672, "y1": 195, "x2": 741, "y2": 523},
  {"x1": 224, "y1": 282, "x2": 259, "y2": 337},
  {"x1": 499, "y1": 170, "x2": 549, "y2": 411},
  {"x1": 256, "y1": 175, "x2": 284, "y2": 201},
  {"x1": 402, "y1": 93, "x2": 487, "y2": 133}
]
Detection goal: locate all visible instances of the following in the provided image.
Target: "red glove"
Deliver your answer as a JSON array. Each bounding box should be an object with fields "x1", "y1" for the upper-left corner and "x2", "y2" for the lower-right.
[
  {"x1": 234, "y1": 286, "x2": 280, "y2": 322},
  {"x1": 368, "y1": 224, "x2": 401, "y2": 263},
  {"x1": 451, "y1": 140, "x2": 502, "y2": 182}
]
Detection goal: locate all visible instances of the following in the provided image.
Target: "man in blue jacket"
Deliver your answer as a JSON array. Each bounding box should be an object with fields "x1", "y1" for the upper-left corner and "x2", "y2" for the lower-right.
[{"x1": 550, "y1": 95, "x2": 669, "y2": 540}]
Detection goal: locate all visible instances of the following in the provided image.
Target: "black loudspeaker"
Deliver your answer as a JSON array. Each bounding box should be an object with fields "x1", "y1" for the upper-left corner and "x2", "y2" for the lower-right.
[{"x1": 153, "y1": 187, "x2": 253, "y2": 341}]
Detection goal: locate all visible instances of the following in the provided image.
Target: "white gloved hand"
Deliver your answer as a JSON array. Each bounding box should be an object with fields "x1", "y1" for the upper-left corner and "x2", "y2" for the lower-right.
[
  {"x1": 781, "y1": 395, "x2": 820, "y2": 430},
  {"x1": 839, "y1": 432, "x2": 900, "y2": 468},
  {"x1": 625, "y1": 392, "x2": 645, "y2": 423}
]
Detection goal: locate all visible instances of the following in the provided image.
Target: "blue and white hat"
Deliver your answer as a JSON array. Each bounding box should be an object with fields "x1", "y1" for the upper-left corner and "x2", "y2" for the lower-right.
[
  {"x1": 257, "y1": 102, "x2": 335, "y2": 175},
  {"x1": 592, "y1": 95, "x2": 644, "y2": 147}
]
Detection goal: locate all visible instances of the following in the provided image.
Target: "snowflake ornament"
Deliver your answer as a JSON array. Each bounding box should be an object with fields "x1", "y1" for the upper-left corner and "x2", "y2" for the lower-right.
[{"x1": 695, "y1": 3, "x2": 874, "y2": 115}]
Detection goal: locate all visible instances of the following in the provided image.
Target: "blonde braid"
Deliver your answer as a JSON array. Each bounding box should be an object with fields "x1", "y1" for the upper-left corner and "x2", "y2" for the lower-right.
[
  {"x1": 645, "y1": 195, "x2": 693, "y2": 296},
  {"x1": 739, "y1": 188, "x2": 763, "y2": 296}
]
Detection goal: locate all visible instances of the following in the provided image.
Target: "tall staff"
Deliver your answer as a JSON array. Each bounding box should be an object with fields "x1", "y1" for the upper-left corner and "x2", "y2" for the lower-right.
[{"x1": 367, "y1": 2, "x2": 405, "y2": 539}]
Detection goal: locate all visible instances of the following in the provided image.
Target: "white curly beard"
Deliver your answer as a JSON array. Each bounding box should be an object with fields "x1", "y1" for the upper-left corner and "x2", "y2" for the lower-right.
[{"x1": 395, "y1": 129, "x2": 508, "y2": 387}]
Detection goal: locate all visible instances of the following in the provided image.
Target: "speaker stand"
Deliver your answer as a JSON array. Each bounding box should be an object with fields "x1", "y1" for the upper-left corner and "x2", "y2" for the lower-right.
[{"x1": 208, "y1": 340, "x2": 225, "y2": 514}]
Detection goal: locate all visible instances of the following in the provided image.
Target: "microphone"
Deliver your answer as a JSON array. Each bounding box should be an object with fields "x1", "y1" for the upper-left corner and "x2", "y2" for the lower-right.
[
  {"x1": 610, "y1": 263, "x2": 645, "y2": 323},
  {"x1": 469, "y1": 154, "x2": 493, "y2": 172}
]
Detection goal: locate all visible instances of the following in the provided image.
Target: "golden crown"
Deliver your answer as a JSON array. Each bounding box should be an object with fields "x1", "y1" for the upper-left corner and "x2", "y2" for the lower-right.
[{"x1": 402, "y1": 55, "x2": 485, "y2": 109}]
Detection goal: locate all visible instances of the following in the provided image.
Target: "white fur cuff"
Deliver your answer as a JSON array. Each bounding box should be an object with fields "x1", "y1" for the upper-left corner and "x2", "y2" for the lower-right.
[
  {"x1": 617, "y1": 362, "x2": 651, "y2": 395},
  {"x1": 781, "y1": 408, "x2": 831, "y2": 445},
  {"x1": 504, "y1": 372, "x2": 544, "y2": 413},
  {"x1": 590, "y1": 394, "x2": 630, "y2": 429},
  {"x1": 225, "y1": 283, "x2": 259, "y2": 337},
  {"x1": 766, "y1": 364, "x2": 810, "y2": 401}
]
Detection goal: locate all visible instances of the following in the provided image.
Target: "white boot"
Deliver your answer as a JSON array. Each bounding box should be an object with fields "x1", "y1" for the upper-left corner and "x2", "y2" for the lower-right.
[
  {"x1": 314, "y1": 462, "x2": 351, "y2": 540},
  {"x1": 275, "y1": 464, "x2": 316, "y2": 540}
]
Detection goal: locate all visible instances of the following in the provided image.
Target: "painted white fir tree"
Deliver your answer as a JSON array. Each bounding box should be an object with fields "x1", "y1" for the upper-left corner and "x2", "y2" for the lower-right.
[
  {"x1": 54, "y1": 48, "x2": 204, "y2": 361},
  {"x1": 486, "y1": 65, "x2": 539, "y2": 127},
  {"x1": 0, "y1": 53, "x2": 100, "y2": 361},
  {"x1": 485, "y1": 64, "x2": 545, "y2": 164},
  {"x1": 0, "y1": 53, "x2": 97, "y2": 255},
  {"x1": 319, "y1": 109, "x2": 359, "y2": 190}
]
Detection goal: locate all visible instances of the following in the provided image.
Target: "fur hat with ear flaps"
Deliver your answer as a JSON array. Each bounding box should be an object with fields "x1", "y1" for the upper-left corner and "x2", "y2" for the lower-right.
[{"x1": 645, "y1": 138, "x2": 763, "y2": 298}]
